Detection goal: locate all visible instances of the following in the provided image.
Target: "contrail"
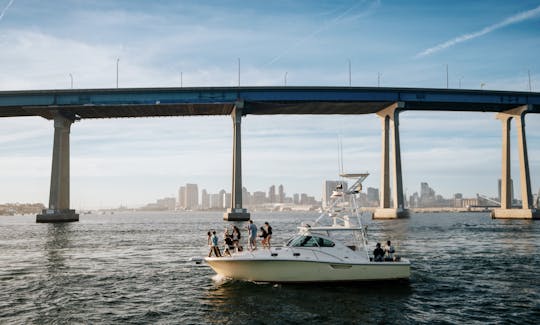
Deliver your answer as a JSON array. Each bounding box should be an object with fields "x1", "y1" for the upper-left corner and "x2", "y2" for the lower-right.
[
  {"x1": 0, "y1": 0, "x2": 15, "y2": 22},
  {"x1": 416, "y1": 5, "x2": 540, "y2": 58},
  {"x1": 264, "y1": 0, "x2": 380, "y2": 67}
]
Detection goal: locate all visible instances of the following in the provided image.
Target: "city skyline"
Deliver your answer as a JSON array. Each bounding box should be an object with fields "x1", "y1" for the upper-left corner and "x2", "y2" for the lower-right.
[
  {"x1": 0, "y1": 1, "x2": 539, "y2": 208},
  {"x1": 136, "y1": 179, "x2": 540, "y2": 212}
]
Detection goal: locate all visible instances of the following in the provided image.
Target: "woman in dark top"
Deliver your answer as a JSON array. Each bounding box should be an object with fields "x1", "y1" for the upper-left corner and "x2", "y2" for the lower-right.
[
  {"x1": 264, "y1": 222, "x2": 272, "y2": 248},
  {"x1": 259, "y1": 226, "x2": 268, "y2": 248}
]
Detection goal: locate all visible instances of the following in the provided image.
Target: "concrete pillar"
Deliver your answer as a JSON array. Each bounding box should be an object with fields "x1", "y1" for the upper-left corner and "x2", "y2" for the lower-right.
[
  {"x1": 374, "y1": 102, "x2": 409, "y2": 219},
  {"x1": 492, "y1": 105, "x2": 539, "y2": 219},
  {"x1": 380, "y1": 115, "x2": 391, "y2": 208},
  {"x1": 224, "y1": 102, "x2": 250, "y2": 221},
  {"x1": 499, "y1": 117, "x2": 512, "y2": 209},
  {"x1": 37, "y1": 113, "x2": 79, "y2": 223}
]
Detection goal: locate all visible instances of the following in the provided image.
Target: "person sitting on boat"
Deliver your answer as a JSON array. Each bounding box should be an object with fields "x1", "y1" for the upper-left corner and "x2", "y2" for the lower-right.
[
  {"x1": 210, "y1": 230, "x2": 222, "y2": 257},
  {"x1": 384, "y1": 240, "x2": 395, "y2": 261},
  {"x1": 264, "y1": 222, "x2": 273, "y2": 248},
  {"x1": 373, "y1": 242, "x2": 384, "y2": 262},
  {"x1": 259, "y1": 226, "x2": 268, "y2": 248},
  {"x1": 247, "y1": 220, "x2": 257, "y2": 250}
]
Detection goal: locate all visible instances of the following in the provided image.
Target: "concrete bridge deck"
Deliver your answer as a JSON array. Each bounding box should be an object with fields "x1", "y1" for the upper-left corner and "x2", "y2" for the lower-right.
[
  {"x1": 0, "y1": 86, "x2": 538, "y2": 221},
  {"x1": 1, "y1": 86, "x2": 539, "y2": 119}
]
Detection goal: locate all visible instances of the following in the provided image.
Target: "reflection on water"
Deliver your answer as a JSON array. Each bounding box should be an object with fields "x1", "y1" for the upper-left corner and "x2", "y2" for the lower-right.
[
  {"x1": 45, "y1": 223, "x2": 71, "y2": 272},
  {"x1": 35, "y1": 223, "x2": 74, "y2": 324},
  {"x1": 203, "y1": 279, "x2": 413, "y2": 324}
]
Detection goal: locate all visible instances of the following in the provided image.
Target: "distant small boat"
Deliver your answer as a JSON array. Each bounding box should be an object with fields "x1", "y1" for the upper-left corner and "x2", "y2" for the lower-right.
[{"x1": 205, "y1": 173, "x2": 410, "y2": 283}]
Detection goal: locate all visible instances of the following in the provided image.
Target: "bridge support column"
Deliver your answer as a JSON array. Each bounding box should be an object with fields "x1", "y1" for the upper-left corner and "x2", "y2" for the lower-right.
[
  {"x1": 224, "y1": 102, "x2": 250, "y2": 221},
  {"x1": 374, "y1": 102, "x2": 409, "y2": 219},
  {"x1": 492, "y1": 105, "x2": 539, "y2": 219},
  {"x1": 37, "y1": 113, "x2": 79, "y2": 223}
]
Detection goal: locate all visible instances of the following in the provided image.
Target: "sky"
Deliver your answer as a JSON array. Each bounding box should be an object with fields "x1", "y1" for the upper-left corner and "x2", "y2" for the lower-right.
[{"x1": 0, "y1": 0, "x2": 539, "y2": 209}]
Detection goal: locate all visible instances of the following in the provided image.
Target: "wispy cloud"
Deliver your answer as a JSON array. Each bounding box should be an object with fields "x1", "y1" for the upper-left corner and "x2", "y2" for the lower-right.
[
  {"x1": 416, "y1": 5, "x2": 540, "y2": 58},
  {"x1": 263, "y1": 0, "x2": 380, "y2": 67},
  {"x1": 0, "y1": 0, "x2": 15, "y2": 23}
]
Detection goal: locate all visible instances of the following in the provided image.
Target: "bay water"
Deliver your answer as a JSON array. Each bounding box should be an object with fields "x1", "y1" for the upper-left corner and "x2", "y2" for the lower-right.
[{"x1": 1, "y1": 212, "x2": 539, "y2": 324}]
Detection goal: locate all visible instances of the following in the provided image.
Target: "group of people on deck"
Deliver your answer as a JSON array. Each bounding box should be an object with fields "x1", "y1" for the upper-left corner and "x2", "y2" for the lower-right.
[
  {"x1": 207, "y1": 220, "x2": 272, "y2": 257},
  {"x1": 373, "y1": 240, "x2": 398, "y2": 262}
]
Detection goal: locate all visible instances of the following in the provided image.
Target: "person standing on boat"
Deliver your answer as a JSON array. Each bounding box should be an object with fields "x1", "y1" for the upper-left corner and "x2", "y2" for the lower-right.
[
  {"x1": 384, "y1": 240, "x2": 395, "y2": 261},
  {"x1": 210, "y1": 230, "x2": 222, "y2": 257},
  {"x1": 259, "y1": 226, "x2": 268, "y2": 248},
  {"x1": 232, "y1": 226, "x2": 241, "y2": 252},
  {"x1": 247, "y1": 220, "x2": 258, "y2": 250},
  {"x1": 373, "y1": 242, "x2": 384, "y2": 262},
  {"x1": 264, "y1": 222, "x2": 273, "y2": 248},
  {"x1": 207, "y1": 231, "x2": 213, "y2": 257}
]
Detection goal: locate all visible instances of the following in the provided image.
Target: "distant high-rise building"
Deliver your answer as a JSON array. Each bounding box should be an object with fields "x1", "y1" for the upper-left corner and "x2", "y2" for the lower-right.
[
  {"x1": 409, "y1": 192, "x2": 420, "y2": 208},
  {"x1": 185, "y1": 183, "x2": 198, "y2": 210},
  {"x1": 278, "y1": 184, "x2": 285, "y2": 203},
  {"x1": 201, "y1": 189, "x2": 209, "y2": 210},
  {"x1": 367, "y1": 187, "x2": 379, "y2": 206},
  {"x1": 177, "y1": 186, "x2": 186, "y2": 209},
  {"x1": 322, "y1": 180, "x2": 348, "y2": 207},
  {"x1": 242, "y1": 187, "x2": 251, "y2": 206},
  {"x1": 219, "y1": 189, "x2": 226, "y2": 208},
  {"x1": 252, "y1": 191, "x2": 266, "y2": 205},
  {"x1": 268, "y1": 185, "x2": 276, "y2": 203},
  {"x1": 420, "y1": 182, "x2": 436, "y2": 207},
  {"x1": 293, "y1": 193, "x2": 300, "y2": 205},
  {"x1": 209, "y1": 194, "x2": 221, "y2": 209},
  {"x1": 224, "y1": 193, "x2": 232, "y2": 209}
]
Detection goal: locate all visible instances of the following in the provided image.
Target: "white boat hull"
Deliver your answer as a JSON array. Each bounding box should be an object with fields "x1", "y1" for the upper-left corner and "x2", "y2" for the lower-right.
[{"x1": 205, "y1": 258, "x2": 410, "y2": 283}]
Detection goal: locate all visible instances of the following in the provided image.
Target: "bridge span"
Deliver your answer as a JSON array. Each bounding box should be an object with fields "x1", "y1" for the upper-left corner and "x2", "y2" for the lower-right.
[{"x1": 1, "y1": 86, "x2": 539, "y2": 221}]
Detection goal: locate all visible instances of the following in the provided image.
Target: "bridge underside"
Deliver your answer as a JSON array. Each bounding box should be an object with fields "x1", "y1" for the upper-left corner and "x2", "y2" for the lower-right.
[{"x1": 0, "y1": 86, "x2": 539, "y2": 222}]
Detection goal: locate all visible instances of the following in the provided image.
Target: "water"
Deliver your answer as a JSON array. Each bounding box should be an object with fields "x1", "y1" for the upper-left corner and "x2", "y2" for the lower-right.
[{"x1": 1, "y1": 211, "x2": 539, "y2": 324}]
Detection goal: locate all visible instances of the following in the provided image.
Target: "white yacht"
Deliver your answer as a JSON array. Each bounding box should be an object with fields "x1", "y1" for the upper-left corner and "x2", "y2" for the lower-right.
[{"x1": 205, "y1": 173, "x2": 410, "y2": 283}]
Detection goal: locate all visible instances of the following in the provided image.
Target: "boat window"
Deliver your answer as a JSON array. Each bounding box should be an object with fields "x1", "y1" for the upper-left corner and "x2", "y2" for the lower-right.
[{"x1": 287, "y1": 235, "x2": 335, "y2": 247}]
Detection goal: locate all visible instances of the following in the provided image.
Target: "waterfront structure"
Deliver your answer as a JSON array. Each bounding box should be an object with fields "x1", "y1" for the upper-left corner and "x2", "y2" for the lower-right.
[
  {"x1": 1, "y1": 86, "x2": 539, "y2": 221},
  {"x1": 142, "y1": 197, "x2": 175, "y2": 211}
]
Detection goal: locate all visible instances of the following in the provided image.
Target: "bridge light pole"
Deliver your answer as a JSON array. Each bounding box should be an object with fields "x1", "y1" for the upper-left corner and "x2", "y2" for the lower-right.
[
  {"x1": 116, "y1": 58, "x2": 120, "y2": 88},
  {"x1": 348, "y1": 59, "x2": 351, "y2": 87},
  {"x1": 446, "y1": 64, "x2": 449, "y2": 89},
  {"x1": 69, "y1": 73, "x2": 73, "y2": 89}
]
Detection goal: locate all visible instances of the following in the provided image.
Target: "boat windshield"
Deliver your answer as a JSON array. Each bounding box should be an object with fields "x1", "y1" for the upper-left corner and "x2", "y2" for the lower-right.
[{"x1": 286, "y1": 235, "x2": 335, "y2": 248}]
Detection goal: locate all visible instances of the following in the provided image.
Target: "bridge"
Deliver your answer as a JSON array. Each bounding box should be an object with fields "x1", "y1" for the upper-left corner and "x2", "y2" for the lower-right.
[{"x1": 1, "y1": 86, "x2": 539, "y2": 221}]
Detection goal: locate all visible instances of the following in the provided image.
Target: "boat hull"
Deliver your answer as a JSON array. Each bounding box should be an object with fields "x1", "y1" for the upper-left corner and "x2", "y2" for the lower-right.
[{"x1": 205, "y1": 258, "x2": 410, "y2": 283}]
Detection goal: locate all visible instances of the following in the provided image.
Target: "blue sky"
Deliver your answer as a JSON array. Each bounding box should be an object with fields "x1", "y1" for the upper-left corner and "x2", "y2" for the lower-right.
[{"x1": 0, "y1": 0, "x2": 539, "y2": 208}]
